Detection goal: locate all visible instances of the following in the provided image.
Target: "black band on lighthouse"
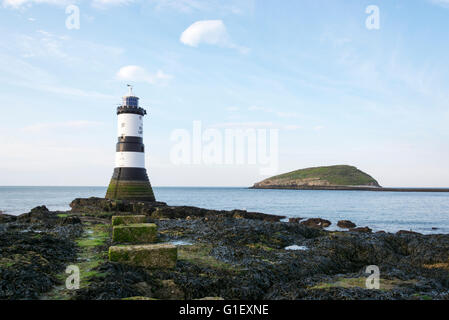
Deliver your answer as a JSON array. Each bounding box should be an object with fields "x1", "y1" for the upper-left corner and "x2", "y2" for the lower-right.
[
  {"x1": 112, "y1": 168, "x2": 149, "y2": 181},
  {"x1": 117, "y1": 106, "x2": 147, "y2": 116},
  {"x1": 116, "y1": 142, "x2": 145, "y2": 152},
  {"x1": 118, "y1": 136, "x2": 143, "y2": 143}
]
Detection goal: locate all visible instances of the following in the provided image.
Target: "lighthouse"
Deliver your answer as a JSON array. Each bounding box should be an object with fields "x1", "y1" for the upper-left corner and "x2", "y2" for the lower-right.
[{"x1": 105, "y1": 85, "x2": 156, "y2": 202}]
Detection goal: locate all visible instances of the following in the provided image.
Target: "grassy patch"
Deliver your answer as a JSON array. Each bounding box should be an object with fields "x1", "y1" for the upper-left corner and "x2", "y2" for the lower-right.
[
  {"x1": 44, "y1": 221, "x2": 110, "y2": 300},
  {"x1": 266, "y1": 165, "x2": 379, "y2": 186},
  {"x1": 246, "y1": 243, "x2": 275, "y2": 251},
  {"x1": 412, "y1": 293, "x2": 432, "y2": 300},
  {"x1": 423, "y1": 262, "x2": 449, "y2": 271},
  {"x1": 310, "y1": 277, "x2": 417, "y2": 291}
]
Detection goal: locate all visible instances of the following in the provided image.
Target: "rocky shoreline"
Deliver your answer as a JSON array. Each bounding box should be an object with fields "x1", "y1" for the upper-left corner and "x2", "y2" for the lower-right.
[{"x1": 1, "y1": 198, "x2": 449, "y2": 300}]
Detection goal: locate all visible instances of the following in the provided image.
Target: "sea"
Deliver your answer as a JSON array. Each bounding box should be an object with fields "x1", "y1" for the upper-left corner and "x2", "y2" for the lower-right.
[{"x1": 1, "y1": 186, "x2": 448, "y2": 235}]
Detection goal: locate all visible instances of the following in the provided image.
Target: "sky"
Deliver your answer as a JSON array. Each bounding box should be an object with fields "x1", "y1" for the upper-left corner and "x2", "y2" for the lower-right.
[{"x1": 0, "y1": 0, "x2": 449, "y2": 187}]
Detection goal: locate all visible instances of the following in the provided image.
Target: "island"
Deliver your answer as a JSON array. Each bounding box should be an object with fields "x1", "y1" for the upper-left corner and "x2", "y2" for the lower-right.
[{"x1": 251, "y1": 165, "x2": 449, "y2": 192}]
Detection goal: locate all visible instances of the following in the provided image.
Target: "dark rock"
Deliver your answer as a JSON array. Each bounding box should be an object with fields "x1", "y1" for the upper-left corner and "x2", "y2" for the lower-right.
[
  {"x1": 349, "y1": 227, "x2": 372, "y2": 233},
  {"x1": 154, "y1": 280, "x2": 185, "y2": 300},
  {"x1": 397, "y1": 230, "x2": 422, "y2": 236},
  {"x1": 153, "y1": 206, "x2": 284, "y2": 222},
  {"x1": 289, "y1": 217, "x2": 303, "y2": 224},
  {"x1": 58, "y1": 215, "x2": 82, "y2": 225},
  {"x1": 30, "y1": 205, "x2": 50, "y2": 214},
  {"x1": 133, "y1": 281, "x2": 155, "y2": 298},
  {"x1": 301, "y1": 218, "x2": 332, "y2": 229},
  {"x1": 0, "y1": 213, "x2": 16, "y2": 224},
  {"x1": 70, "y1": 197, "x2": 166, "y2": 215},
  {"x1": 337, "y1": 220, "x2": 356, "y2": 229},
  {"x1": 17, "y1": 206, "x2": 55, "y2": 223}
]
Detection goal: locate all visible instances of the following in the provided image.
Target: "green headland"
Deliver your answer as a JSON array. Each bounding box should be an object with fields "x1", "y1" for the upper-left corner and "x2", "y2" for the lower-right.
[{"x1": 252, "y1": 165, "x2": 381, "y2": 189}]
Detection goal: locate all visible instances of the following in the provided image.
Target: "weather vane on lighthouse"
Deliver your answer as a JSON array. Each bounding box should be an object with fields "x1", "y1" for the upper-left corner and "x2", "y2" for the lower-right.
[
  {"x1": 105, "y1": 86, "x2": 156, "y2": 202},
  {"x1": 127, "y1": 84, "x2": 133, "y2": 95}
]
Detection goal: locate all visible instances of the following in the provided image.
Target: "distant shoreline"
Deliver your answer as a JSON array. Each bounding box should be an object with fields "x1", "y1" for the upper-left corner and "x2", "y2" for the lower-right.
[{"x1": 249, "y1": 185, "x2": 449, "y2": 192}]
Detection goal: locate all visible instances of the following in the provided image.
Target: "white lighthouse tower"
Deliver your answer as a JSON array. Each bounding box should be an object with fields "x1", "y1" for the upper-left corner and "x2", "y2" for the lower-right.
[{"x1": 105, "y1": 85, "x2": 155, "y2": 202}]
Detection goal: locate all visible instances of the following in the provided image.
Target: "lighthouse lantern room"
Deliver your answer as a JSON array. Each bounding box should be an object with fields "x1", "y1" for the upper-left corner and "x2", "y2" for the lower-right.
[{"x1": 105, "y1": 85, "x2": 156, "y2": 202}]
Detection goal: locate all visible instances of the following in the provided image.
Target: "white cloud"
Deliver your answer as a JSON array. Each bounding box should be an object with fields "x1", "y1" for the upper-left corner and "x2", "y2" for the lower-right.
[
  {"x1": 116, "y1": 65, "x2": 173, "y2": 84},
  {"x1": 2, "y1": 0, "x2": 70, "y2": 8},
  {"x1": 0, "y1": 51, "x2": 115, "y2": 99},
  {"x1": 430, "y1": 0, "x2": 449, "y2": 8},
  {"x1": 211, "y1": 121, "x2": 274, "y2": 129},
  {"x1": 248, "y1": 105, "x2": 301, "y2": 119},
  {"x1": 180, "y1": 20, "x2": 228, "y2": 47},
  {"x1": 150, "y1": 0, "x2": 255, "y2": 15},
  {"x1": 283, "y1": 125, "x2": 302, "y2": 131},
  {"x1": 2, "y1": 0, "x2": 132, "y2": 8},
  {"x1": 180, "y1": 20, "x2": 248, "y2": 53},
  {"x1": 211, "y1": 122, "x2": 301, "y2": 131},
  {"x1": 22, "y1": 121, "x2": 104, "y2": 133},
  {"x1": 151, "y1": 0, "x2": 206, "y2": 12},
  {"x1": 92, "y1": 0, "x2": 134, "y2": 8}
]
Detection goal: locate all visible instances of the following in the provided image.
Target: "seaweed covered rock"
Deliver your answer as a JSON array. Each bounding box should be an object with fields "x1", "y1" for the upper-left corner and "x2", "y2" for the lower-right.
[
  {"x1": 109, "y1": 244, "x2": 177, "y2": 269},
  {"x1": 152, "y1": 206, "x2": 284, "y2": 222},
  {"x1": 17, "y1": 205, "x2": 53, "y2": 223},
  {"x1": 70, "y1": 197, "x2": 166, "y2": 215},
  {"x1": 0, "y1": 213, "x2": 16, "y2": 224},
  {"x1": 0, "y1": 231, "x2": 77, "y2": 299},
  {"x1": 70, "y1": 197, "x2": 283, "y2": 222}
]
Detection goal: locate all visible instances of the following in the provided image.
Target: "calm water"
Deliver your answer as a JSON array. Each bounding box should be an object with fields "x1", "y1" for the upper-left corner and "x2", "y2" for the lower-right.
[{"x1": 0, "y1": 186, "x2": 448, "y2": 234}]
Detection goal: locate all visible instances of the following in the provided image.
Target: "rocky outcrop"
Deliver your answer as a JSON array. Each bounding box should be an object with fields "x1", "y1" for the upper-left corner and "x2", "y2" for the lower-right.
[
  {"x1": 70, "y1": 198, "x2": 285, "y2": 222},
  {"x1": 337, "y1": 220, "x2": 357, "y2": 229},
  {"x1": 70, "y1": 197, "x2": 166, "y2": 215},
  {"x1": 397, "y1": 230, "x2": 422, "y2": 236},
  {"x1": 301, "y1": 218, "x2": 332, "y2": 229},
  {"x1": 289, "y1": 217, "x2": 303, "y2": 224}
]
